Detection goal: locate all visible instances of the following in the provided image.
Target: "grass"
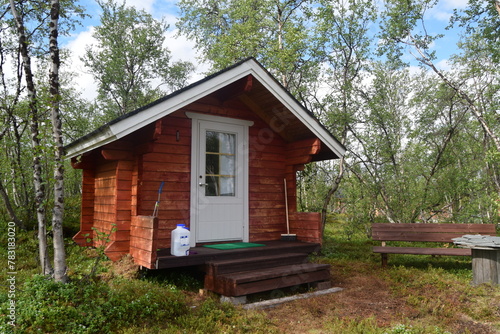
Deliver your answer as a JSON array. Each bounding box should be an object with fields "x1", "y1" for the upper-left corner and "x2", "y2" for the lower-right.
[{"x1": 1, "y1": 220, "x2": 499, "y2": 333}]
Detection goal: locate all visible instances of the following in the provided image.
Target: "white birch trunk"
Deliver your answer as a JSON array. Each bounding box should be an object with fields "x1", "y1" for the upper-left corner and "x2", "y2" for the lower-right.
[
  {"x1": 9, "y1": 0, "x2": 53, "y2": 276},
  {"x1": 49, "y1": 0, "x2": 67, "y2": 283}
]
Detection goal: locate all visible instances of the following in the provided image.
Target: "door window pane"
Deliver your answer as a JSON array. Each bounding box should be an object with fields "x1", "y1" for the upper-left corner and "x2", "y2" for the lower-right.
[
  {"x1": 205, "y1": 131, "x2": 236, "y2": 196},
  {"x1": 206, "y1": 131, "x2": 219, "y2": 153}
]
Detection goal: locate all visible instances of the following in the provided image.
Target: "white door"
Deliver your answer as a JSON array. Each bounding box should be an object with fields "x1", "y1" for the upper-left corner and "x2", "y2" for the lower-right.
[{"x1": 188, "y1": 113, "x2": 252, "y2": 245}]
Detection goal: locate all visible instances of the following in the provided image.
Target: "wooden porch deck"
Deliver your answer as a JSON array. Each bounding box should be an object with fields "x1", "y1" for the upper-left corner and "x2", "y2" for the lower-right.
[
  {"x1": 156, "y1": 240, "x2": 331, "y2": 298},
  {"x1": 155, "y1": 240, "x2": 321, "y2": 269}
]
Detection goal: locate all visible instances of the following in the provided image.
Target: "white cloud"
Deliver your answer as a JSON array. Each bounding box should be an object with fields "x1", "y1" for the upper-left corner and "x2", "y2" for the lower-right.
[
  {"x1": 441, "y1": 0, "x2": 468, "y2": 10},
  {"x1": 164, "y1": 28, "x2": 208, "y2": 77},
  {"x1": 64, "y1": 26, "x2": 207, "y2": 102},
  {"x1": 435, "y1": 58, "x2": 452, "y2": 72},
  {"x1": 124, "y1": 0, "x2": 156, "y2": 12},
  {"x1": 426, "y1": 0, "x2": 468, "y2": 22},
  {"x1": 65, "y1": 27, "x2": 99, "y2": 101},
  {"x1": 62, "y1": 0, "x2": 209, "y2": 101}
]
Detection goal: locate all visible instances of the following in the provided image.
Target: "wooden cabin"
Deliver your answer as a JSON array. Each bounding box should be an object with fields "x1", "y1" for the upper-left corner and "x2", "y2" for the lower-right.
[{"x1": 66, "y1": 58, "x2": 346, "y2": 270}]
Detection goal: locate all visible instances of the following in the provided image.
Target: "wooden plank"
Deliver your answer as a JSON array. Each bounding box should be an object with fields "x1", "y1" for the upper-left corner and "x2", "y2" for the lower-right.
[
  {"x1": 226, "y1": 269, "x2": 330, "y2": 296},
  {"x1": 222, "y1": 263, "x2": 330, "y2": 284},
  {"x1": 206, "y1": 253, "x2": 309, "y2": 276},
  {"x1": 129, "y1": 237, "x2": 155, "y2": 252},
  {"x1": 142, "y1": 161, "x2": 190, "y2": 173},
  {"x1": 129, "y1": 247, "x2": 156, "y2": 267},
  {"x1": 141, "y1": 171, "x2": 190, "y2": 183},
  {"x1": 150, "y1": 142, "x2": 191, "y2": 154},
  {"x1": 131, "y1": 215, "x2": 157, "y2": 228},
  {"x1": 143, "y1": 152, "x2": 190, "y2": 164},
  {"x1": 249, "y1": 184, "x2": 282, "y2": 193},
  {"x1": 101, "y1": 149, "x2": 134, "y2": 161},
  {"x1": 372, "y1": 232, "x2": 477, "y2": 243},
  {"x1": 372, "y1": 223, "x2": 495, "y2": 234},
  {"x1": 205, "y1": 253, "x2": 310, "y2": 292},
  {"x1": 130, "y1": 226, "x2": 155, "y2": 240},
  {"x1": 371, "y1": 223, "x2": 496, "y2": 246},
  {"x1": 372, "y1": 246, "x2": 471, "y2": 256}
]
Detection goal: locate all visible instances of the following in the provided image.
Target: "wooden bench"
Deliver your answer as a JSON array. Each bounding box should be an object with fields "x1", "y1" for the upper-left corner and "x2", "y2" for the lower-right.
[{"x1": 372, "y1": 223, "x2": 497, "y2": 267}]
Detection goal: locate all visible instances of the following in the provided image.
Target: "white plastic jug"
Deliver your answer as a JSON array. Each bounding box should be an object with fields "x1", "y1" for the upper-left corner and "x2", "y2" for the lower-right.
[{"x1": 171, "y1": 224, "x2": 190, "y2": 256}]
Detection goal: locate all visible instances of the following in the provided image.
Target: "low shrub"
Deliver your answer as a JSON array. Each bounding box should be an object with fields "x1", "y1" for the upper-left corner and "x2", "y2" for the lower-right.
[{"x1": 0, "y1": 275, "x2": 189, "y2": 334}]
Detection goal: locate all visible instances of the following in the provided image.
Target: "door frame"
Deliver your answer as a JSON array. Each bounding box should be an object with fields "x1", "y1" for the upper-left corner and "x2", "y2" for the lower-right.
[{"x1": 186, "y1": 112, "x2": 253, "y2": 246}]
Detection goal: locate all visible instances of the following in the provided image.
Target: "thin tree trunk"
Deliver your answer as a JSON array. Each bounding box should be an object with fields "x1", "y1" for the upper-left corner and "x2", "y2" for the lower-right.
[
  {"x1": 413, "y1": 38, "x2": 500, "y2": 154},
  {"x1": 0, "y1": 119, "x2": 24, "y2": 229},
  {"x1": 49, "y1": 0, "x2": 67, "y2": 283},
  {"x1": 9, "y1": 0, "x2": 53, "y2": 276},
  {"x1": 0, "y1": 176, "x2": 24, "y2": 229},
  {"x1": 321, "y1": 156, "x2": 345, "y2": 236}
]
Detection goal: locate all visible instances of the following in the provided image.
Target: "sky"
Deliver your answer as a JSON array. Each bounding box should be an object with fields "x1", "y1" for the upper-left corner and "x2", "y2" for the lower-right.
[{"x1": 63, "y1": 0, "x2": 470, "y2": 101}]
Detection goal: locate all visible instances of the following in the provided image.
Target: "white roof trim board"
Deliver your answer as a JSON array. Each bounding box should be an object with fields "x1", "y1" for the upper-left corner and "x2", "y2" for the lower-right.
[{"x1": 65, "y1": 58, "x2": 346, "y2": 159}]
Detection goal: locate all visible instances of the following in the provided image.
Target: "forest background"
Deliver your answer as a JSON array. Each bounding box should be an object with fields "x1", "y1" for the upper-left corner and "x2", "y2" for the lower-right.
[{"x1": 1, "y1": 0, "x2": 499, "y2": 283}]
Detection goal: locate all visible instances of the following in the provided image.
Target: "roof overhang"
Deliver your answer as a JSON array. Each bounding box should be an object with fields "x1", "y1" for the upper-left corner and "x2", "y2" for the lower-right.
[{"x1": 65, "y1": 58, "x2": 346, "y2": 159}]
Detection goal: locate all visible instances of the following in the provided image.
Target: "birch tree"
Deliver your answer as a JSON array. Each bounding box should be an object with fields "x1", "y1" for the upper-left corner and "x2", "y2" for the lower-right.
[
  {"x1": 311, "y1": 0, "x2": 376, "y2": 232},
  {"x1": 9, "y1": 0, "x2": 53, "y2": 276},
  {"x1": 49, "y1": 0, "x2": 67, "y2": 283},
  {"x1": 177, "y1": 0, "x2": 318, "y2": 93},
  {"x1": 82, "y1": 0, "x2": 194, "y2": 119},
  {"x1": 378, "y1": 0, "x2": 500, "y2": 155},
  {"x1": 6, "y1": 0, "x2": 84, "y2": 282}
]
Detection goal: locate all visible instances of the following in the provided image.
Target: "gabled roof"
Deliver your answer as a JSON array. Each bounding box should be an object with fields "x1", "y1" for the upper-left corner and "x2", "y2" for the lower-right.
[{"x1": 65, "y1": 58, "x2": 346, "y2": 159}]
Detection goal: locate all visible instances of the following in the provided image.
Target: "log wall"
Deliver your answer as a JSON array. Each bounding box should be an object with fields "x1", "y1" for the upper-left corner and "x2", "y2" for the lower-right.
[
  {"x1": 137, "y1": 111, "x2": 192, "y2": 250},
  {"x1": 135, "y1": 98, "x2": 322, "y2": 246},
  {"x1": 104, "y1": 159, "x2": 134, "y2": 261},
  {"x1": 93, "y1": 160, "x2": 118, "y2": 245},
  {"x1": 74, "y1": 95, "x2": 324, "y2": 266}
]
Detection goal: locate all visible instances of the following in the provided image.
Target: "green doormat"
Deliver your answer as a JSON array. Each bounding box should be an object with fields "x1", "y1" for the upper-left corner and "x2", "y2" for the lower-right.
[{"x1": 203, "y1": 242, "x2": 266, "y2": 250}]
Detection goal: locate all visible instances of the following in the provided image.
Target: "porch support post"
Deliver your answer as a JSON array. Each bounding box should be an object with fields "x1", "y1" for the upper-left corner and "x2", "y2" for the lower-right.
[
  {"x1": 285, "y1": 138, "x2": 323, "y2": 244},
  {"x1": 72, "y1": 168, "x2": 95, "y2": 247}
]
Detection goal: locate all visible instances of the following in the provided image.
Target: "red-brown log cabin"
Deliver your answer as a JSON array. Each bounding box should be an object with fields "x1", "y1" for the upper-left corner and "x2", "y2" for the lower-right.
[{"x1": 65, "y1": 58, "x2": 346, "y2": 269}]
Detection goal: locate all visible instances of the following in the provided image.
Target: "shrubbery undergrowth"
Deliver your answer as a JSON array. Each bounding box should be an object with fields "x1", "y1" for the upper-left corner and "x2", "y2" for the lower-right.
[
  {"x1": 1, "y1": 275, "x2": 188, "y2": 334},
  {"x1": 1, "y1": 219, "x2": 499, "y2": 333}
]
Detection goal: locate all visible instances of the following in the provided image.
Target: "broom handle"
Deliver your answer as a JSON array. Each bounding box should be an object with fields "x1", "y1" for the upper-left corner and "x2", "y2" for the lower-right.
[{"x1": 284, "y1": 178, "x2": 290, "y2": 234}]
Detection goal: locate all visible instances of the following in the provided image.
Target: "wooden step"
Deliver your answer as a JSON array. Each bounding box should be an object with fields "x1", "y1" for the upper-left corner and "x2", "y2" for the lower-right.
[
  {"x1": 205, "y1": 253, "x2": 309, "y2": 275},
  {"x1": 204, "y1": 253, "x2": 309, "y2": 291},
  {"x1": 213, "y1": 263, "x2": 331, "y2": 297}
]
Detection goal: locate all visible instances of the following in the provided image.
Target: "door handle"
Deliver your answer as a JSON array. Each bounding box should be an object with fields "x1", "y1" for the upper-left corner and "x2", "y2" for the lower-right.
[{"x1": 199, "y1": 183, "x2": 208, "y2": 186}]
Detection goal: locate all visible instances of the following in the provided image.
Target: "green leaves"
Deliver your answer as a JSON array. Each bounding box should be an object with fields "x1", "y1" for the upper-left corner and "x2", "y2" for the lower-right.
[
  {"x1": 177, "y1": 0, "x2": 318, "y2": 92},
  {"x1": 82, "y1": 0, "x2": 194, "y2": 119}
]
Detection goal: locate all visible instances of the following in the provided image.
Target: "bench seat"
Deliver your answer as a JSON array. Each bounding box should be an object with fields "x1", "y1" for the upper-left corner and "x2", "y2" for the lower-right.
[{"x1": 372, "y1": 246, "x2": 471, "y2": 256}]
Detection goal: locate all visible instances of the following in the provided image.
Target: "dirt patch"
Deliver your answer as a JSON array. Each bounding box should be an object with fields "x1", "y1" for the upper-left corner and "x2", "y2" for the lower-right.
[
  {"x1": 264, "y1": 263, "x2": 499, "y2": 334},
  {"x1": 265, "y1": 263, "x2": 415, "y2": 332}
]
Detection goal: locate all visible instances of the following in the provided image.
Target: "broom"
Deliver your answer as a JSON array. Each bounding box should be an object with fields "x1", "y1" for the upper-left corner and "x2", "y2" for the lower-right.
[
  {"x1": 152, "y1": 181, "x2": 165, "y2": 217},
  {"x1": 281, "y1": 178, "x2": 297, "y2": 241}
]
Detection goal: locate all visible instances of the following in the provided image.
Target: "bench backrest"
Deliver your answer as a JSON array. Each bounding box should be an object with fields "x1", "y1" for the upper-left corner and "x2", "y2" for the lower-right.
[{"x1": 372, "y1": 223, "x2": 496, "y2": 243}]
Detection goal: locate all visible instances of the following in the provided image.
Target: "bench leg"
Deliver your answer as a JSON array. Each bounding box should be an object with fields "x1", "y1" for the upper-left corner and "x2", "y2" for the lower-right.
[{"x1": 381, "y1": 253, "x2": 388, "y2": 267}]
